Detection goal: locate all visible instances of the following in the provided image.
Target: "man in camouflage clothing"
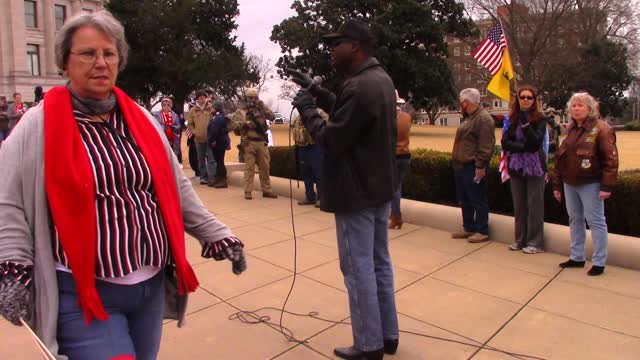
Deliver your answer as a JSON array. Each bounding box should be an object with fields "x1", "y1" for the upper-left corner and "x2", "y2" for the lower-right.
[
  {"x1": 293, "y1": 107, "x2": 328, "y2": 207},
  {"x1": 232, "y1": 88, "x2": 278, "y2": 200}
]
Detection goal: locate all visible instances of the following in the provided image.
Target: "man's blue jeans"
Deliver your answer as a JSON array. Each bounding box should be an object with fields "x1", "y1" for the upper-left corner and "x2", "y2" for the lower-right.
[
  {"x1": 56, "y1": 270, "x2": 165, "y2": 360},
  {"x1": 298, "y1": 144, "x2": 322, "y2": 202},
  {"x1": 334, "y1": 202, "x2": 399, "y2": 351},
  {"x1": 196, "y1": 142, "x2": 216, "y2": 182},
  {"x1": 564, "y1": 182, "x2": 609, "y2": 266},
  {"x1": 454, "y1": 163, "x2": 489, "y2": 234}
]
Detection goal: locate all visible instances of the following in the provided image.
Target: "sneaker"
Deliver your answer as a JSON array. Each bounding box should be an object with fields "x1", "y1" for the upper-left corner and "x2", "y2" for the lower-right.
[
  {"x1": 467, "y1": 233, "x2": 489, "y2": 243},
  {"x1": 262, "y1": 192, "x2": 278, "y2": 199},
  {"x1": 509, "y1": 243, "x2": 523, "y2": 251},
  {"x1": 522, "y1": 246, "x2": 544, "y2": 254},
  {"x1": 297, "y1": 199, "x2": 315, "y2": 206},
  {"x1": 451, "y1": 231, "x2": 474, "y2": 239},
  {"x1": 314, "y1": 201, "x2": 321, "y2": 208},
  {"x1": 199, "y1": 179, "x2": 208, "y2": 185}
]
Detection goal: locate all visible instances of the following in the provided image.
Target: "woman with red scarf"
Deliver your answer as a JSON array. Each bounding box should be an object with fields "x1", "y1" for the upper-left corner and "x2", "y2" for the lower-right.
[
  {"x1": 0, "y1": 11, "x2": 246, "y2": 360},
  {"x1": 154, "y1": 97, "x2": 182, "y2": 161}
]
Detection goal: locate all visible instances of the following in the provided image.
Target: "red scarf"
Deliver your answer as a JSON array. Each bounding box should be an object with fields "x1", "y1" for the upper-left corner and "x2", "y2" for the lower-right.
[
  {"x1": 15, "y1": 103, "x2": 24, "y2": 114},
  {"x1": 44, "y1": 86, "x2": 198, "y2": 324},
  {"x1": 162, "y1": 111, "x2": 176, "y2": 142}
]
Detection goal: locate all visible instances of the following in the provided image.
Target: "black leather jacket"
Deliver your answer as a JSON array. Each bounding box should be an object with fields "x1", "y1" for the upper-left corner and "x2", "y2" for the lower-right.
[
  {"x1": 501, "y1": 115, "x2": 549, "y2": 174},
  {"x1": 300, "y1": 57, "x2": 397, "y2": 213}
]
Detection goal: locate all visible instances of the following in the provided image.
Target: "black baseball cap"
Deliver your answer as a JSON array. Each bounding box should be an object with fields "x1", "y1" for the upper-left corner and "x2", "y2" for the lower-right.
[{"x1": 322, "y1": 19, "x2": 374, "y2": 47}]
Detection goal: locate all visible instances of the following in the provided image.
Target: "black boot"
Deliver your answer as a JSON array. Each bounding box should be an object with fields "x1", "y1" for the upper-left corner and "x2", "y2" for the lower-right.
[
  {"x1": 384, "y1": 339, "x2": 398, "y2": 355},
  {"x1": 559, "y1": 259, "x2": 585, "y2": 268},
  {"x1": 334, "y1": 346, "x2": 384, "y2": 360},
  {"x1": 587, "y1": 265, "x2": 605, "y2": 276}
]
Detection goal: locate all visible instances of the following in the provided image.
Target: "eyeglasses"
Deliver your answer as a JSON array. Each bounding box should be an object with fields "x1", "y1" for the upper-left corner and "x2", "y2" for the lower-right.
[
  {"x1": 519, "y1": 96, "x2": 534, "y2": 101},
  {"x1": 70, "y1": 50, "x2": 119, "y2": 64}
]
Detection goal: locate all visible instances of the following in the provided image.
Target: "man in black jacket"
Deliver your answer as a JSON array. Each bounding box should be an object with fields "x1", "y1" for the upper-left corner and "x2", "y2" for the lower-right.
[{"x1": 290, "y1": 19, "x2": 398, "y2": 360}]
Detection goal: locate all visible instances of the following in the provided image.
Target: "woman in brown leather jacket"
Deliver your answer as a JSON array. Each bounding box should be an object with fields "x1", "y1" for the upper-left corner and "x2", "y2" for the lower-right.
[
  {"x1": 552, "y1": 92, "x2": 618, "y2": 276},
  {"x1": 389, "y1": 93, "x2": 411, "y2": 229}
]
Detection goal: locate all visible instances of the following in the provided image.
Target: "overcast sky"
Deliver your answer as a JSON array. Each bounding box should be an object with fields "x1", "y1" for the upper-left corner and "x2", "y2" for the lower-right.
[{"x1": 234, "y1": 0, "x2": 297, "y2": 116}]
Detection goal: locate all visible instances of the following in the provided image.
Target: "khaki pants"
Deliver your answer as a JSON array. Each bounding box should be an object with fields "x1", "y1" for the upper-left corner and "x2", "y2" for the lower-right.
[{"x1": 243, "y1": 141, "x2": 272, "y2": 193}]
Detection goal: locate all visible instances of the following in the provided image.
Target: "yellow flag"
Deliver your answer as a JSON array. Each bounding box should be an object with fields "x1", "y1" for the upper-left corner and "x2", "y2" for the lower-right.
[{"x1": 487, "y1": 49, "x2": 514, "y2": 102}]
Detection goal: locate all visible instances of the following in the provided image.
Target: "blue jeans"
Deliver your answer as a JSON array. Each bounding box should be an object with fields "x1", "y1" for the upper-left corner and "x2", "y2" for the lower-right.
[
  {"x1": 196, "y1": 142, "x2": 216, "y2": 181},
  {"x1": 298, "y1": 145, "x2": 322, "y2": 202},
  {"x1": 334, "y1": 202, "x2": 399, "y2": 351},
  {"x1": 454, "y1": 163, "x2": 489, "y2": 234},
  {"x1": 564, "y1": 182, "x2": 609, "y2": 266},
  {"x1": 391, "y1": 156, "x2": 411, "y2": 217},
  {"x1": 56, "y1": 270, "x2": 165, "y2": 360}
]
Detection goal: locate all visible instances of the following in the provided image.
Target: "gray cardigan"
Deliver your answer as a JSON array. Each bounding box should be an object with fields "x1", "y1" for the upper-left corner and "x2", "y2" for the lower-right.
[{"x1": 0, "y1": 101, "x2": 235, "y2": 359}]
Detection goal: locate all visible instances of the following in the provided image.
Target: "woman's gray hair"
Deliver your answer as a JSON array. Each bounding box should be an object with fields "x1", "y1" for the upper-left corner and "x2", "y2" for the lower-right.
[
  {"x1": 459, "y1": 88, "x2": 481, "y2": 104},
  {"x1": 55, "y1": 10, "x2": 129, "y2": 72},
  {"x1": 566, "y1": 92, "x2": 600, "y2": 120}
]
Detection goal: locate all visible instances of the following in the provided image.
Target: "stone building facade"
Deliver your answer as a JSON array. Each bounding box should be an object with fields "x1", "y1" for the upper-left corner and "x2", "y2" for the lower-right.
[{"x1": 0, "y1": 0, "x2": 103, "y2": 101}]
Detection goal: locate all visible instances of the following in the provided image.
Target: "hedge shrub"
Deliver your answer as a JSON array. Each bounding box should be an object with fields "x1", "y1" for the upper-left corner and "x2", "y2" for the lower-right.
[{"x1": 269, "y1": 146, "x2": 639, "y2": 237}]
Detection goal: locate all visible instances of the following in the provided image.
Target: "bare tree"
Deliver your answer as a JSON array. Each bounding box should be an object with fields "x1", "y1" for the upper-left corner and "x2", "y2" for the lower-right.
[
  {"x1": 465, "y1": 0, "x2": 640, "y2": 80},
  {"x1": 278, "y1": 81, "x2": 299, "y2": 101},
  {"x1": 246, "y1": 54, "x2": 273, "y2": 94}
]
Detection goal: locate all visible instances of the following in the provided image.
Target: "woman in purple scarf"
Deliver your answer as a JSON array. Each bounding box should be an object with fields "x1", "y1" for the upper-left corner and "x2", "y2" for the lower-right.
[{"x1": 502, "y1": 86, "x2": 549, "y2": 254}]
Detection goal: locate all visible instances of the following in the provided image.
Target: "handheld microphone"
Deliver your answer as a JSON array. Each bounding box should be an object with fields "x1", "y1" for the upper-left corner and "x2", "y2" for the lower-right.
[{"x1": 307, "y1": 76, "x2": 323, "y2": 90}]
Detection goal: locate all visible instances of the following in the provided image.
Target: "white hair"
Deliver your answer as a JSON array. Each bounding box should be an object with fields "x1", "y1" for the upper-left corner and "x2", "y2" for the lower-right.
[
  {"x1": 459, "y1": 88, "x2": 481, "y2": 104},
  {"x1": 55, "y1": 10, "x2": 129, "y2": 72},
  {"x1": 566, "y1": 92, "x2": 600, "y2": 120}
]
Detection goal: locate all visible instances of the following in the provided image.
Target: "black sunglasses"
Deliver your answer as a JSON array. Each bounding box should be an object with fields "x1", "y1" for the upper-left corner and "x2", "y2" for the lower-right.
[{"x1": 519, "y1": 95, "x2": 534, "y2": 101}]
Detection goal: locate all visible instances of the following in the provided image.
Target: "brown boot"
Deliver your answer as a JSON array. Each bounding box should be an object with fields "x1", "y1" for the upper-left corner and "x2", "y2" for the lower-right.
[
  {"x1": 213, "y1": 177, "x2": 228, "y2": 188},
  {"x1": 388, "y1": 214, "x2": 403, "y2": 229},
  {"x1": 207, "y1": 179, "x2": 216, "y2": 187},
  {"x1": 262, "y1": 192, "x2": 278, "y2": 199},
  {"x1": 244, "y1": 192, "x2": 252, "y2": 200}
]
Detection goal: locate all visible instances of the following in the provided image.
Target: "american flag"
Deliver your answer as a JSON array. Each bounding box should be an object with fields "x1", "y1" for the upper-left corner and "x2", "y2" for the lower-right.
[
  {"x1": 500, "y1": 117, "x2": 511, "y2": 183},
  {"x1": 472, "y1": 22, "x2": 507, "y2": 75}
]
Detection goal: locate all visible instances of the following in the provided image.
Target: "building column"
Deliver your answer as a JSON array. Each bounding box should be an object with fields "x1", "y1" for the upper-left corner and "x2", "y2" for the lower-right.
[
  {"x1": 70, "y1": 0, "x2": 82, "y2": 14},
  {"x1": 9, "y1": 0, "x2": 28, "y2": 78},
  {"x1": 43, "y1": 0, "x2": 58, "y2": 77}
]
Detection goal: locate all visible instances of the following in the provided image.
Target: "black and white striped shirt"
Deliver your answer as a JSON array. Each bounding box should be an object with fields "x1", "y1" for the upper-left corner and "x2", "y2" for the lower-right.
[{"x1": 53, "y1": 110, "x2": 170, "y2": 278}]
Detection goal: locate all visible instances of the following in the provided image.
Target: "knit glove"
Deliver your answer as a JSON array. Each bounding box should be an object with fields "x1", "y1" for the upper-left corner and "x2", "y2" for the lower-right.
[
  {"x1": 0, "y1": 277, "x2": 31, "y2": 325},
  {"x1": 222, "y1": 243, "x2": 247, "y2": 275}
]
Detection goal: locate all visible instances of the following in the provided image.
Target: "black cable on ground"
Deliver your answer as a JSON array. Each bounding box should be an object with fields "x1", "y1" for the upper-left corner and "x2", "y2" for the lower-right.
[{"x1": 227, "y1": 107, "x2": 548, "y2": 360}]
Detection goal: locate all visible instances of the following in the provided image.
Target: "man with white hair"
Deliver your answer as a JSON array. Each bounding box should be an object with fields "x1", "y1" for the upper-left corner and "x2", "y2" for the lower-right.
[{"x1": 451, "y1": 88, "x2": 496, "y2": 243}]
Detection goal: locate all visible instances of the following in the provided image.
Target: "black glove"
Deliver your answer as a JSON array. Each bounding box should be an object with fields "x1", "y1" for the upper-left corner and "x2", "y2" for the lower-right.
[
  {"x1": 292, "y1": 90, "x2": 315, "y2": 113},
  {"x1": 222, "y1": 243, "x2": 247, "y2": 275},
  {"x1": 285, "y1": 68, "x2": 313, "y2": 88},
  {"x1": 0, "y1": 278, "x2": 31, "y2": 325}
]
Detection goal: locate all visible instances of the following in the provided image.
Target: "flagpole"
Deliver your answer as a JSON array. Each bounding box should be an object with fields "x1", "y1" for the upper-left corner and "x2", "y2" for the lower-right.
[{"x1": 497, "y1": 17, "x2": 518, "y2": 93}]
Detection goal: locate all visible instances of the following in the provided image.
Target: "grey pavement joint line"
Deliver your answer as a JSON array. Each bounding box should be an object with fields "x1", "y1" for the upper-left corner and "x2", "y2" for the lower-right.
[
  {"x1": 467, "y1": 268, "x2": 565, "y2": 360},
  {"x1": 394, "y1": 241, "x2": 493, "y2": 293},
  {"x1": 525, "y1": 304, "x2": 640, "y2": 341}
]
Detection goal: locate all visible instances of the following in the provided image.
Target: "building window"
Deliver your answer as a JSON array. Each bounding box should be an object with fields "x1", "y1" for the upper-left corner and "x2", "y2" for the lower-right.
[
  {"x1": 454, "y1": 47, "x2": 460, "y2": 56},
  {"x1": 479, "y1": 87, "x2": 487, "y2": 96},
  {"x1": 494, "y1": 101, "x2": 499, "y2": 108},
  {"x1": 464, "y1": 46, "x2": 470, "y2": 55},
  {"x1": 55, "y1": 5, "x2": 66, "y2": 30},
  {"x1": 464, "y1": 61, "x2": 470, "y2": 69},
  {"x1": 453, "y1": 63, "x2": 460, "y2": 70},
  {"x1": 24, "y1": 0, "x2": 37, "y2": 28},
  {"x1": 27, "y1": 44, "x2": 40, "y2": 76}
]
